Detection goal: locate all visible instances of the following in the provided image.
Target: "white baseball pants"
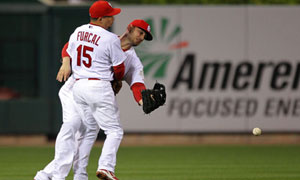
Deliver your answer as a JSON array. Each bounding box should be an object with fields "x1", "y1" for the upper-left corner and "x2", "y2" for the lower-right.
[
  {"x1": 34, "y1": 76, "x2": 99, "y2": 180},
  {"x1": 73, "y1": 79, "x2": 123, "y2": 173}
]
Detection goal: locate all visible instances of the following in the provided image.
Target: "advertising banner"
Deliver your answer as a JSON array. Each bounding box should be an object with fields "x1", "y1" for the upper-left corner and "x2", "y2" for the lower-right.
[{"x1": 114, "y1": 6, "x2": 300, "y2": 132}]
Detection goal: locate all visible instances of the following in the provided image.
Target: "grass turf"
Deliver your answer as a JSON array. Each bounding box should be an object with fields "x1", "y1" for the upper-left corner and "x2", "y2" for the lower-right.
[{"x1": 0, "y1": 145, "x2": 299, "y2": 180}]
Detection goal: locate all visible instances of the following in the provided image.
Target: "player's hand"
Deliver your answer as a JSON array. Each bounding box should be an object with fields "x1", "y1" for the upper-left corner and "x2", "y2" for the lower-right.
[
  {"x1": 138, "y1": 99, "x2": 143, "y2": 106},
  {"x1": 56, "y1": 57, "x2": 71, "y2": 82},
  {"x1": 111, "y1": 80, "x2": 122, "y2": 95}
]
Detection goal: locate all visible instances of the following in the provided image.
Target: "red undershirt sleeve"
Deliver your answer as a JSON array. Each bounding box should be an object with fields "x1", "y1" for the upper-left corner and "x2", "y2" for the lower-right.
[
  {"x1": 61, "y1": 42, "x2": 70, "y2": 58},
  {"x1": 113, "y1": 62, "x2": 125, "y2": 81},
  {"x1": 131, "y1": 82, "x2": 146, "y2": 103}
]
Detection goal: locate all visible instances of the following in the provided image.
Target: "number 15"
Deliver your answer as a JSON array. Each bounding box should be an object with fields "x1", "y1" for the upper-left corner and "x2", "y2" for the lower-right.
[{"x1": 77, "y1": 45, "x2": 93, "y2": 68}]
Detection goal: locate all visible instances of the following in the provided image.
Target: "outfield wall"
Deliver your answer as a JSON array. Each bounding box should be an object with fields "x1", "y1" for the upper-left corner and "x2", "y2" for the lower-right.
[
  {"x1": 0, "y1": 3, "x2": 90, "y2": 134},
  {"x1": 114, "y1": 6, "x2": 300, "y2": 133},
  {"x1": 0, "y1": 4, "x2": 300, "y2": 134}
]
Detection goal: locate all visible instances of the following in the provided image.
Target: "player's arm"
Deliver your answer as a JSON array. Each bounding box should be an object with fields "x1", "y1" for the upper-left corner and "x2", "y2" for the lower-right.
[
  {"x1": 111, "y1": 57, "x2": 125, "y2": 95},
  {"x1": 125, "y1": 57, "x2": 166, "y2": 113},
  {"x1": 111, "y1": 37, "x2": 126, "y2": 81},
  {"x1": 131, "y1": 80, "x2": 167, "y2": 114},
  {"x1": 131, "y1": 82, "x2": 146, "y2": 106},
  {"x1": 127, "y1": 68, "x2": 146, "y2": 106},
  {"x1": 123, "y1": 52, "x2": 146, "y2": 106},
  {"x1": 56, "y1": 42, "x2": 72, "y2": 82},
  {"x1": 113, "y1": 63, "x2": 125, "y2": 81}
]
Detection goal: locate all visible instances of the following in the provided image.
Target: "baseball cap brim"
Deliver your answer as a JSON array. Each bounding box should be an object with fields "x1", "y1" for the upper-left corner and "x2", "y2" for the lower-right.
[
  {"x1": 105, "y1": 8, "x2": 121, "y2": 16},
  {"x1": 142, "y1": 29, "x2": 153, "y2": 41}
]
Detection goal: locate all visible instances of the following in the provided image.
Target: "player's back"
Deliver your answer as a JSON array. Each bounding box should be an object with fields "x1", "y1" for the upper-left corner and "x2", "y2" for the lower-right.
[{"x1": 68, "y1": 23, "x2": 124, "y2": 81}]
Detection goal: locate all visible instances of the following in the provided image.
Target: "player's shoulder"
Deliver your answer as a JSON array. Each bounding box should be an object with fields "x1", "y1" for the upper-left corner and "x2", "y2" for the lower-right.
[
  {"x1": 125, "y1": 47, "x2": 137, "y2": 56},
  {"x1": 94, "y1": 29, "x2": 119, "y2": 43},
  {"x1": 105, "y1": 31, "x2": 119, "y2": 41},
  {"x1": 125, "y1": 47, "x2": 143, "y2": 67}
]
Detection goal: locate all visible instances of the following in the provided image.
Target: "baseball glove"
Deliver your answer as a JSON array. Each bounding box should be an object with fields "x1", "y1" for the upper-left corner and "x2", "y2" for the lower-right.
[{"x1": 141, "y1": 82, "x2": 166, "y2": 114}]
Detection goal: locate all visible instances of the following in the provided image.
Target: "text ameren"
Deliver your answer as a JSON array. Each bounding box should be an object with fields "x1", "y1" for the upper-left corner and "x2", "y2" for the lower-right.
[{"x1": 172, "y1": 54, "x2": 300, "y2": 91}]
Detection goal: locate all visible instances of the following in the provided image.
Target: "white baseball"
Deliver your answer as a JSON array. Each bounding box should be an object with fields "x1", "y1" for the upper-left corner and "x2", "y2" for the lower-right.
[{"x1": 252, "y1": 127, "x2": 262, "y2": 136}]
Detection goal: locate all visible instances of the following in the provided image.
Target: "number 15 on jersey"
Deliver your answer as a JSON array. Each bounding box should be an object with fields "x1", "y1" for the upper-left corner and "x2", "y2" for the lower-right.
[{"x1": 77, "y1": 45, "x2": 94, "y2": 68}]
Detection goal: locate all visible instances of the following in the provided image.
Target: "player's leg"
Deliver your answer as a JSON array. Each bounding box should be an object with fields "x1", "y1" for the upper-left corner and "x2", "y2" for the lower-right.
[
  {"x1": 95, "y1": 106, "x2": 123, "y2": 173},
  {"x1": 72, "y1": 79, "x2": 104, "y2": 179},
  {"x1": 73, "y1": 112, "x2": 100, "y2": 180},
  {"x1": 89, "y1": 81, "x2": 123, "y2": 178},
  {"x1": 95, "y1": 128, "x2": 123, "y2": 180},
  {"x1": 35, "y1": 78, "x2": 78, "y2": 180},
  {"x1": 34, "y1": 160, "x2": 53, "y2": 180},
  {"x1": 73, "y1": 80, "x2": 123, "y2": 180},
  {"x1": 52, "y1": 84, "x2": 83, "y2": 180},
  {"x1": 52, "y1": 120, "x2": 81, "y2": 180},
  {"x1": 95, "y1": 123, "x2": 123, "y2": 180}
]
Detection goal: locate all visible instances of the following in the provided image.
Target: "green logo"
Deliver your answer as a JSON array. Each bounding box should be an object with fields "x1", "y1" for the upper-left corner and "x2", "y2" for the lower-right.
[{"x1": 136, "y1": 17, "x2": 188, "y2": 79}]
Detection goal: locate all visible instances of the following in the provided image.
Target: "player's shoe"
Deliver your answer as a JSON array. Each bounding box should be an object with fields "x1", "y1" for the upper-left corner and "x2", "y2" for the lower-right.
[
  {"x1": 34, "y1": 170, "x2": 51, "y2": 180},
  {"x1": 96, "y1": 169, "x2": 119, "y2": 180}
]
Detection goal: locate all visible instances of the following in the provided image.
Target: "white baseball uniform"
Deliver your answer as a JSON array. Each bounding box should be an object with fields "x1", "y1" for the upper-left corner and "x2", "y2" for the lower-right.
[
  {"x1": 34, "y1": 75, "x2": 99, "y2": 180},
  {"x1": 123, "y1": 47, "x2": 145, "y2": 86},
  {"x1": 34, "y1": 43, "x2": 144, "y2": 180},
  {"x1": 69, "y1": 23, "x2": 126, "y2": 174}
]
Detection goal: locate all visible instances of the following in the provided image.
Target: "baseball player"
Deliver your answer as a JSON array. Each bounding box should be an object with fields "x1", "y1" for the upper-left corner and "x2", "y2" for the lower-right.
[
  {"x1": 34, "y1": 1, "x2": 124, "y2": 180},
  {"x1": 35, "y1": 19, "x2": 165, "y2": 180},
  {"x1": 68, "y1": 20, "x2": 153, "y2": 180},
  {"x1": 68, "y1": 0, "x2": 126, "y2": 178},
  {"x1": 69, "y1": 19, "x2": 153, "y2": 180}
]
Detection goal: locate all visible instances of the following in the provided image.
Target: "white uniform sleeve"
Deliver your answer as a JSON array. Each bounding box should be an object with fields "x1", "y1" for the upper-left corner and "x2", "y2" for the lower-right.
[
  {"x1": 123, "y1": 50, "x2": 145, "y2": 87},
  {"x1": 66, "y1": 28, "x2": 78, "y2": 59},
  {"x1": 109, "y1": 37, "x2": 126, "y2": 66}
]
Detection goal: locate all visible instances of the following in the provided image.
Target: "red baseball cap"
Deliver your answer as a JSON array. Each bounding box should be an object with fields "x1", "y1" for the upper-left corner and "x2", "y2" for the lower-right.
[
  {"x1": 129, "y1": 19, "x2": 153, "y2": 41},
  {"x1": 89, "y1": 1, "x2": 121, "y2": 18}
]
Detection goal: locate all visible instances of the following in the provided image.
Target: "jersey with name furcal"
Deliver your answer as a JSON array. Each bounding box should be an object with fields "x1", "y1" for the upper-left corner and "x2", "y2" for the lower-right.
[{"x1": 67, "y1": 23, "x2": 126, "y2": 81}]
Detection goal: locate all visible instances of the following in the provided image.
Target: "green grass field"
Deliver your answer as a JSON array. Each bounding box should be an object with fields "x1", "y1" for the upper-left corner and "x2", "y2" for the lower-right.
[{"x1": 0, "y1": 145, "x2": 299, "y2": 180}]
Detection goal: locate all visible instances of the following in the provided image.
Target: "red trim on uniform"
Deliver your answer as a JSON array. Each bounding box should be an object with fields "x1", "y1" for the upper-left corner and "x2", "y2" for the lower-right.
[
  {"x1": 131, "y1": 82, "x2": 146, "y2": 103},
  {"x1": 61, "y1": 42, "x2": 70, "y2": 58},
  {"x1": 88, "y1": 78, "x2": 100, "y2": 80},
  {"x1": 113, "y1": 62, "x2": 125, "y2": 81},
  {"x1": 76, "y1": 78, "x2": 101, "y2": 81},
  {"x1": 122, "y1": 48, "x2": 130, "y2": 52}
]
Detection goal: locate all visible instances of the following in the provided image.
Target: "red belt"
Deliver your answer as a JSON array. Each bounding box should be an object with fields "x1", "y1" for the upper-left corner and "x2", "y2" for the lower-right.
[{"x1": 76, "y1": 78, "x2": 101, "y2": 81}]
